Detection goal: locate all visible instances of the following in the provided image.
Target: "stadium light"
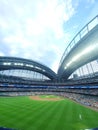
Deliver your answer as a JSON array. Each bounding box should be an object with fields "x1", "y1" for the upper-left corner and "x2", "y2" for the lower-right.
[{"x1": 3, "y1": 62, "x2": 11, "y2": 65}]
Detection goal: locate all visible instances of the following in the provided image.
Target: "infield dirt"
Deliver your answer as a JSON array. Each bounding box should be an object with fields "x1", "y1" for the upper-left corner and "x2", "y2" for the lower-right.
[{"x1": 29, "y1": 95, "x2": 64, "y2": 101}]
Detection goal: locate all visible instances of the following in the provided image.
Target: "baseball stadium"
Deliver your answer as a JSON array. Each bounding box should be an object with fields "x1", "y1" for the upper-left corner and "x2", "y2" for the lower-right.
[{"x1": 0, "y1": 4, "x2": 98, "y2": 130}]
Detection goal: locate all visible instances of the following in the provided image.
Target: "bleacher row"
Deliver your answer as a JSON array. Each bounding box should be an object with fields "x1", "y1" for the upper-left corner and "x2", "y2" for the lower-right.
[
  {"x1": 59, "y1": 92, "x2": 98, "y2": 110},
  {"x1": 1, "y1": 74, "x2": 98, "y2": 86},
  {"x1": 0, "y1": 87, "x2": 98, "y2": 96},
  {"x1": 0, "y1": 74, "x2": 98, "y2": 111},
  {"x1": 0, "y1": 74, "x2": 98, "y2": 96}
]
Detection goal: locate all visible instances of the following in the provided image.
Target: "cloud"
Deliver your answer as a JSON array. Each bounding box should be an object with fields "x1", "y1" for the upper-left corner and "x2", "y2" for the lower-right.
[
  {"x1": 0, "y1": 51, "x2": 5, "y2": 56},
  {"x1": 0, "y1": 0, "x2": 76, "y2": 72},
  {"x1": 87, "y1": 0, "x2": 95, "y2": 4}
]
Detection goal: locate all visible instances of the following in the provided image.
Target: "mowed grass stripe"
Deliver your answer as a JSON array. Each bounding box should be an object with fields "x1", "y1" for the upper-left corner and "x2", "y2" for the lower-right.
[
  {"x1": 78, "y1": 106, "x2": 98, "y2": 128},
  {"x1": 0, "y1": 96, "x2": 40, "y2": 109},
  {"x1": 32, "y1": 101, "x2": 62, "y2": 130},
  {"x1": 0, "y1": 96, "x2": 50, "y2": 113},
  {"x1": 27, "y1": 98, "x2": 77, "y2": 130},
  {"x1": 38, "y1": 100, "x2": 67, "y2": 130},
  {"x1": 0, "y1": 97, "x2": 44, "y2": 117},
  {"x1": 2, "y1": 99, "x2": 56, "y2": 130},
  {"x1": 21, "y1": 101, "x2": 59, "y2": 130},
  {"x1": 70, "y1": 100, "x2": 98, "y2": 126},
  {"x1": 65, "y1": 99, "x2": 98, "y2": 130},
  {"x1": 0, "y1": 97, "x2": 46, "y2": 126},
  {"x1": 53, "y1": 99, "x2": 76, "y2": 130},
  {"x1": 0, "y1": 96, "x2": 98, "y2": 130},
  {"x1": 0, "y1": 97, "x2": 53, "y2": 129}
]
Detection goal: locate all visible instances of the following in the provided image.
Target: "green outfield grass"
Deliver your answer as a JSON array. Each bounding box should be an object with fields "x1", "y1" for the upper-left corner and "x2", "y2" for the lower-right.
[{"x1": 0, "y1": 95, "x2": 98, "y2": 130}]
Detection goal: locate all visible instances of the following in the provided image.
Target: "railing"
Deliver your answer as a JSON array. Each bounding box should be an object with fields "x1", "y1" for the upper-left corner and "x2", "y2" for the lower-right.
[{"x1": 59, "y1": 15, "x2": 98, "y2": 67}]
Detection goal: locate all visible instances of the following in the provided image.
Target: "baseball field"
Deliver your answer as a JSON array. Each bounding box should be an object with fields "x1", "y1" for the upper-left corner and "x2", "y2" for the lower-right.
[{"x1": 0, "y1": 95, "x2": 98, "y2": 130}]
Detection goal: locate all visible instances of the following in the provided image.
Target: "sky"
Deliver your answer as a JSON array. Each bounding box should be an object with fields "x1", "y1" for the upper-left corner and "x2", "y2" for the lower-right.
[{"x1": 0, "y1": 0, "x2": 98, "y2": 73}]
